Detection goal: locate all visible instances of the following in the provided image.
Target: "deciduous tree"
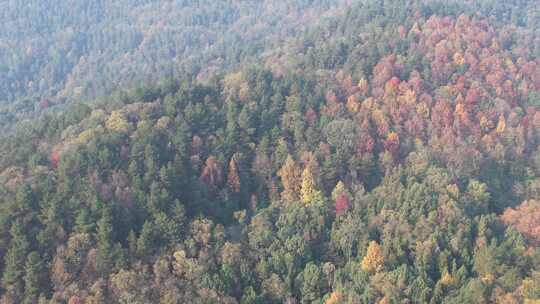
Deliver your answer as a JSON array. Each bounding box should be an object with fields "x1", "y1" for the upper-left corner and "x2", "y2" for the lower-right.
[
  {"x1": 361, "y1": 241, "x2": 384, "y2": 273},
  {"x1": 227, "y1": 156, "x2": 241, "y2": 193},
  {"x1": 278, "y1": 155, "x2": 301, "y2": 203},
  {"x1": 301, "y1": 167, "x2": 318, "y2": 204}
]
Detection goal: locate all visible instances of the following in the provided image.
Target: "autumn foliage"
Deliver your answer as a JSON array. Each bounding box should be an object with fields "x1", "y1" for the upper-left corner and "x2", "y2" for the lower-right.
[
  {"x1": 227, "y1": 156, "x2": 241, "y2": 193},
  {"x1": 501, "y1": 200, "x2": 540, "y2": 246},
  {"x1": 334, "y1": 193, "x2": 350, "y2": 216},
  {"x1": 0, "y1": 3, "x2": 539, "y2": 304},
  {"x1": 300, "y1": 167, "x2": 317, "y2": 204},
  {"x1": 201, "y1": 156, "x2": 222, "y2": 190},
  {"x1": 278, "y1": 155, "x2": 301, "y2": 203},
  {"x1": 325, "y1": 291, "x2": 343, "y2": 304},
  {"x1": 105, "y1": 111, "x2": 129, "y2": 133},
  {"x1": 361, "y1": 241, "x2": 385, "y2": 273}
]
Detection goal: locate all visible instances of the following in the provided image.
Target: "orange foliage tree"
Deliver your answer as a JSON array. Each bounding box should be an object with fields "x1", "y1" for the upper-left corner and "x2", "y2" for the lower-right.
[
  {"x1": 361, "y1": 241, "x2": 385, "y2": 273},
  {"x1": 278, "y1": 155, "x2": 301, "y2": 203},
  {"x1": 325, "y1": 291, "x2": 343, "y2": 304},
  {"x1": 501, "y1": 200, "x2": 540, "y2": 246}
]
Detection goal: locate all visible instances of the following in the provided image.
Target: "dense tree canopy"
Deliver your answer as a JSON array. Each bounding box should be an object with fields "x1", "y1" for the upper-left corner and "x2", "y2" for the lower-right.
[{"x1": 0, "y1": 0, "x2": 539, "y2": 303}]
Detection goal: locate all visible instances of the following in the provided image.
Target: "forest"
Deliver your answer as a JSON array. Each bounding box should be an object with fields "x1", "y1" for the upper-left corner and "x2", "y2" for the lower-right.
[
  {"x1": 0, "y1": 0, "x2": 539, "y2": 303},
  {"x1": 0, "y1": 0, "x2": 351, "y2": 127}
]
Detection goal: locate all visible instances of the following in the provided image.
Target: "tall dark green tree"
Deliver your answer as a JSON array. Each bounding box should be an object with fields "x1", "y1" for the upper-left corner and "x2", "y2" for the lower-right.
[
  {"x1": 23, "y1": 251, "x2": 47, "y2": 304},
  {"x1": 1, "y1": 221, "x2": 30, "y2": 301},
  {"x1": 75, "y1": 208, "x2": 95, "y2": 234},
  {"x1": 96, "y1": 207, "x2": 114, "y2": 276}
]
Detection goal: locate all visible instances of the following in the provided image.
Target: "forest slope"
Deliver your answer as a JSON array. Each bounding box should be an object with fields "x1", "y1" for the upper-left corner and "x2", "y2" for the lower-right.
[
  {"x1": 0, "y1": 0, "x2": 351, "y2": 125},
  {"x1": 0, "y1": 0, "x2": 539, "y2": 303}
]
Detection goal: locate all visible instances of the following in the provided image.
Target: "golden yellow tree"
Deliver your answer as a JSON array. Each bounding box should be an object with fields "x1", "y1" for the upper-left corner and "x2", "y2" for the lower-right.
[
  {"x1": 378, "y1": 296, "x2": 390, "y2": 304},
  {"x1": 453, "y1": 52, "x2": 465, "y2": 65},
  {"x1": 300, "y1": 166, "x2": 318, "y2": 204},
  {"x1": 155, "y1": 116, "x2": 171, "y2": 130},
  {"x1": 416, "y1": 102, "x2": 430, "y2": 118},
  {"x1": 77, "y1": 129, "x2": 95, "y2": 145},
  {"x1": 440, "y1": 271, "x2": 454, "y2": 285},
  {"x1": 105, "y1": 111, "x2": 129, "y2": 133},
  {"x1": 357, "y1": 77, "x2": 368, "y2": 93},
  {"x1": 278, "y1": 155, "x2": 301, "y2": 203},
  {"x1": 346, "y1": 95, "x2": 360, "y2": 114},
  {"x1": 361, "y1": 241, "x2": 384, "y2": 273},
  {"x1": 496, "y1": 115, "x2": 506, "y2": 133},
  {"x1": 386, "y1": 131, "x2": 399, "y2": 144},
  {"x1": 331, "y1": 181, "x2": 347, "y2": 201}
]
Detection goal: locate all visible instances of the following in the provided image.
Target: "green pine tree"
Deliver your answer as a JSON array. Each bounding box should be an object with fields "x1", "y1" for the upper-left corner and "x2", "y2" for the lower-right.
[
  {"x1": 75, "y1": 208, "x2": 95, "y2": 234},
  {"x1": 128, "y1": 229, "x2": 138, "y2": 261},
  {"x1": 96, "y1": 208, "x2": 114, "y2": 276},
  {"x1": 137, "y1": 221, "x2": 154, "y2": 258},
  {"x1": 2, "y1": 221, "x2": 30, "y2": 301},
  {"x1": 23, "y1": 251, "x2": 46, "y2": 304}
]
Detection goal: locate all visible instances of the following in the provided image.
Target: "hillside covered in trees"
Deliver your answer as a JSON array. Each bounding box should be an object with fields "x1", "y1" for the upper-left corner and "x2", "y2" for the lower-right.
[
  {"x1": 0, "y1": 0, "x2": 352, "y2": 126},
  {"x1": 0, "y1": 0, "x2": 539, "y2": 303}
]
